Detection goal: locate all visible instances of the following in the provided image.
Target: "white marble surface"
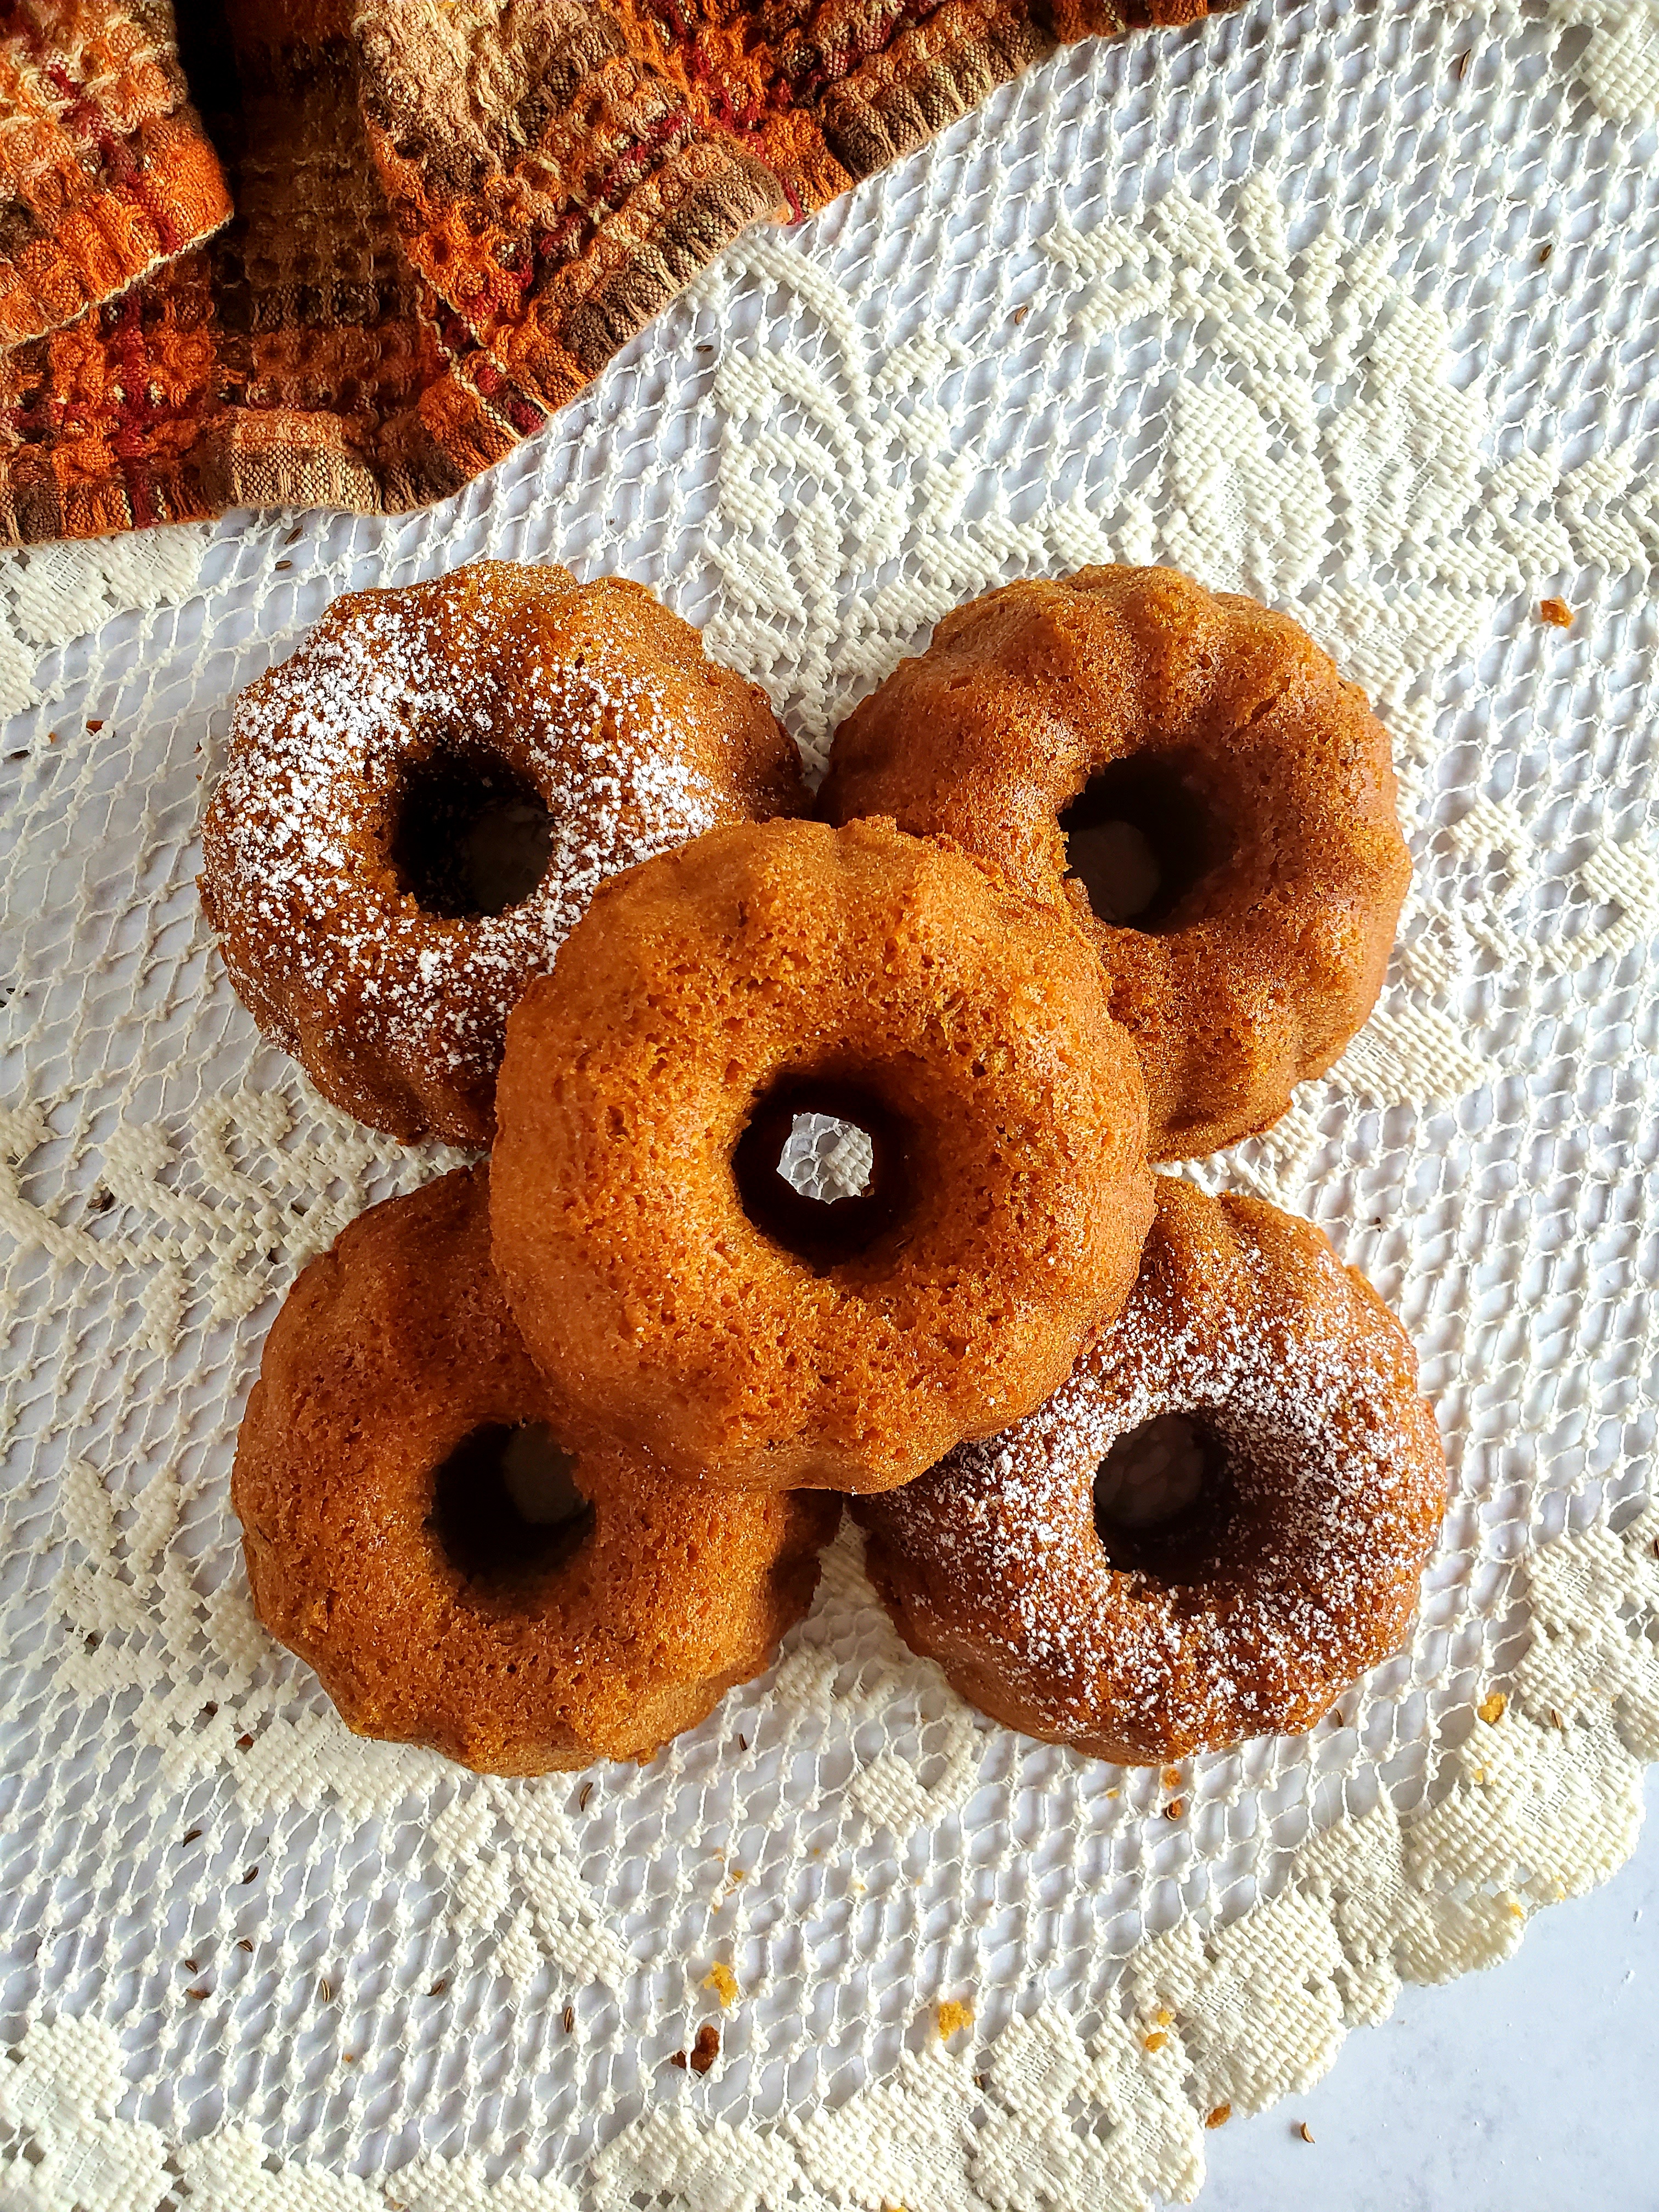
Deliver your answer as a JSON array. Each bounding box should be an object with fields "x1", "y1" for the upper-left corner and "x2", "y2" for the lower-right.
[{"x1": 1201, "y1": 1771, "x2": 1657, "y2": 2208}]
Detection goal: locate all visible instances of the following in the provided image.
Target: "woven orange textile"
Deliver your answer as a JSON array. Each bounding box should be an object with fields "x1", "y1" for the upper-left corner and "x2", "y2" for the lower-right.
[{"x1": 0, "y1": 0, "x2": 1218, "y2": 547}]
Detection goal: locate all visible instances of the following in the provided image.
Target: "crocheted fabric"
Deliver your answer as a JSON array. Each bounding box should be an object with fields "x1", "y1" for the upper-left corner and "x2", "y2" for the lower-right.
[{"x1": 0, "y1": 0, "x2": 1218, "y2": 547}]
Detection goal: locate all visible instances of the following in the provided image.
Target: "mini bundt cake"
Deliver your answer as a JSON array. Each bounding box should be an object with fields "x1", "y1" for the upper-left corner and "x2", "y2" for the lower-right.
[
  {"x1": 233, "y1": 1164, "x2": 840, "y2": 1774},
  {"x1": 855, "y1": 1177, "x2": 1447, "y2": 1762},
  {"x1": 489, "y1": 816, "x2": 1155, "y2": 1493},
  {"x1": 201, "y1": 561, "x2": 807, "y2": 1146},
  {"x1": 820, "y1": 566, "x2": 1411, "y2": 1161}
]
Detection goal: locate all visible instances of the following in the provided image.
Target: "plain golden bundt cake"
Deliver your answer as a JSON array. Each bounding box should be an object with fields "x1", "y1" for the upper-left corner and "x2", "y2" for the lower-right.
[
  {"x1": 855, "y1": 1177, "x2": 1447, "y2": 1763},
  {"x1": 489, "y1": 816, "x2": 1155, "y2": 1494},
  {"x1": 820, "y1": 565, "x2": 1411, "y2": 1161},
  {"x1": 201, "y1": 561, "x2": 807, "y2": 1147},
  {"x1": 233, "y1": 1164, "x2": 840, "y2": 1775}
]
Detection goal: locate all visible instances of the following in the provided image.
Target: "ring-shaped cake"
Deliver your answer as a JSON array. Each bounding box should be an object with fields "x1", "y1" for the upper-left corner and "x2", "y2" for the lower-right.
[
  {"x1": 821, "y1": 566, "x2": 1411, "y2": 1160},
  {"x1": 855, "y1": 1177, "x2": 1447, "y2": 1760},
  {"x1": 233, "y1": 1164, "x2": 839, "y2": 1774},
  {"x1": 202, "y1": 561, "x2": 806, "y2": 1145},
  {"x1": 489, "y1": 817, "x2": 1155, "y2": 1493}
]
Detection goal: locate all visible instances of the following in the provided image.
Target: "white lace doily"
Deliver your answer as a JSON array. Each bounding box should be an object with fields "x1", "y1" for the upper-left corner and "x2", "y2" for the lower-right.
[{"x1": 2, "y1": 0, "x2": 1657, "y2": 2204}]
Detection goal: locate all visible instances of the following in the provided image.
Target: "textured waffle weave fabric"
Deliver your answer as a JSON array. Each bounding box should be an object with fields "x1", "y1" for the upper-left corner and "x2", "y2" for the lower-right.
[{"x1": 0, "y1": 0, "x2": 1213, "y2": 546}]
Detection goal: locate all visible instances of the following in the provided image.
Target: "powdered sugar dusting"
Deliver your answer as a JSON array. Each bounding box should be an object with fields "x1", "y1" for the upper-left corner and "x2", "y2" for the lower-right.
[
  {"x1": 862, "y1": 1192, "x2": 1447, "y2": 1757},
  {"x1": 202, "y1": 569, "x2": 744, "y2": 1115}
]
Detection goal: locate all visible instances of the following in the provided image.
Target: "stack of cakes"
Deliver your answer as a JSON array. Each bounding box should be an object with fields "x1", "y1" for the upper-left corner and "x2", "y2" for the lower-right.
[{"x1": 205, "y1": 561, "x2": 1447, "y2": 1776}]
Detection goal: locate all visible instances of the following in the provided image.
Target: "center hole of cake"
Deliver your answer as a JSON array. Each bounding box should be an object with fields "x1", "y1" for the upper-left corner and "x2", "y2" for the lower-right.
[
  {"x1": 428, "y1": 1421, "x2": 593, "y2": 1585},
  {"x1": 391, "y1": 745, "x2": 554, "y2": 919},
  {"x1": 733, "y1": 1079, "x2": 907, "y2": 1267},
  {"x1": 1092, "y1": 1413, "x2": 1231, "y2": 1582},
  {"x1": 1060, "y1": 757, "x2": 1224, "y2": 930}
]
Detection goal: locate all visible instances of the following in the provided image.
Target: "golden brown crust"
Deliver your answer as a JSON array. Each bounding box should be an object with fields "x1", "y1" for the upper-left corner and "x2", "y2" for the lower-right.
[
  {"x1": 820, "y1": 566, "x2": 1412, "y2": 1161},
  {"x1": 490, "y1": 816, "x2": 1155, "y2": 1493},
  {"x1": 855, "y1": 1178, "x2": 1447, "y2": 1763},
  {"x1": 232, "y1": 1164, "x2": 839, "y2": 1774},
  {"x1": 200, "y1": 561, "x2": 807, "y2": 1146}
]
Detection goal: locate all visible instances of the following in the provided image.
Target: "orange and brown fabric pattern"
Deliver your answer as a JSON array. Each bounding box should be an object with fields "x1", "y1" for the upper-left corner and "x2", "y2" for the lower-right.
[
  {"x1": 0, "y1": 0, "x2": 1218, "y2": 548},
  {"x1": 0, "y1": 0, "x2": 229, "y2": 345}
]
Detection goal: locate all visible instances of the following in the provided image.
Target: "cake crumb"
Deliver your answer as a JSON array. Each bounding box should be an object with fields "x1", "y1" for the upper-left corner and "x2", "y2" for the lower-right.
[
  {"x1": 936, "y1": 1999, "x2": 975, "y2": 2040},
  {"x1": 1478, "y1": 1691, "x2": 1507, "y2": 1724},
  {"x1": 673, "y1": 2023, "x2": 721, "y2": 2075},
  {"x1": 1206, "y1": 2103, "x2": 1232, "y2": 2129},
  {"x1": 1161, "y1": 1765, "x2": 1181, "y2": 1786},
  {"x1": 1539, "y1": 597, "x2": 1572, "y2": 628},
  {"x1": 704, "y1": 1962, "x2": 739, "y2": 2008},
  {"x1": 1164, "y1": 1799, "x2": 1184, "y2": 1820},
  {"x1": 1144, "y1": 2031, "x2": 1167, "y2": 2052}
]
